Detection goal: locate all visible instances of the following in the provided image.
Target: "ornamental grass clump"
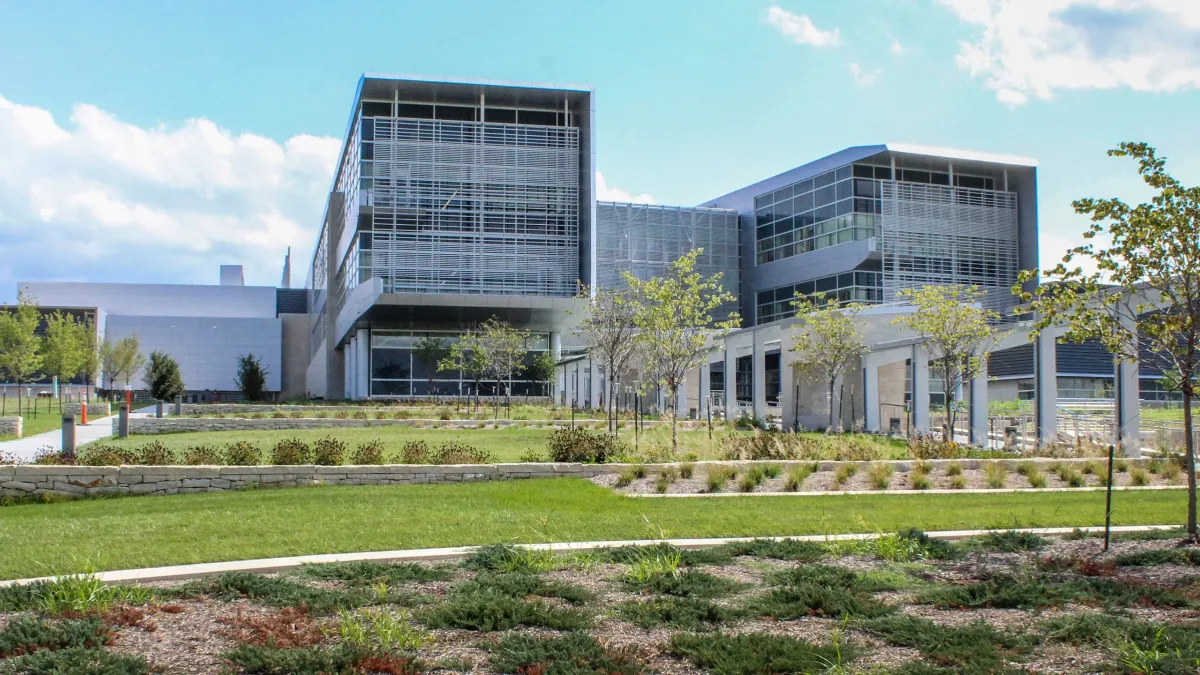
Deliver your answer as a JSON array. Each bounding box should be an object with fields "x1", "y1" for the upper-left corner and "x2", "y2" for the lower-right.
[
  {"x1": 832, "y1": 463, "x2": 857, "y2": 488},
  {"x1": 1129, "y1": 467, "x2": 1150, "y2": 486},
  {"x1": 944, "y1": 461, "x2": 963, "y2": 477},
  {"x1": 867, "y1": 463, "x2": 894, "y2": 490},
  {"x1": 679, "y1": 462, "x2": 694, "y2": 479},
  {"x1": 783, "y1": 463, "x2": 817, "y2": 492},
  {"x1": 985, "y1": 463, "x2": 1007, "y2": 489}
]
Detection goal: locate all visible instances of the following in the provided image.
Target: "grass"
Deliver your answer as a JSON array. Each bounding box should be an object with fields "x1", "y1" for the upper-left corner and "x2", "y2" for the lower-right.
[
  {"x1": 0, "y1": 397, "x2": 80, "y2": 440},
  {"x1": 80, "y1": 425, "x2": 741, "y2": 463},
  {"x1": 0, "y1": 479, "x2": 1188, "y2": 579}
]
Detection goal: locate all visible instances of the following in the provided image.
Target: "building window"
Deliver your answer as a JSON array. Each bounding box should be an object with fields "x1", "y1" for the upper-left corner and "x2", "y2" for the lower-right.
[
  {"x1": 369, "y1": 329, "x2": 551, "y2": 398},
  {"x1": 756, "y1": 271, "x2": 882, "y2": 324},
  {"x1": 1017, "y1": 379, "x2": 1034, "y2": 401},
  {"x1": 1140, "y1": 379, "x2": 1182, "y2": 402},
  {"x1": 735, "y1": 355, "x2": 753, "y2": 403},
  {"x1": 1057, "y1": 377, "x2": 1113, "y2": 400}
]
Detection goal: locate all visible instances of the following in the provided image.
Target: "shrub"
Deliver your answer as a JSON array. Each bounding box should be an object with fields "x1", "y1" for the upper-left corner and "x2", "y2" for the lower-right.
[
  {"x1": 311, "y1": 436, "x2": 346, "y2": 466},
  {"x1": 184, "y1": 572, "x2": 368, "y2": 614},
  {"x1": 782, "y1": 463, "x2": 816, "y2": 492},
  {"x1": 911, "y1": 460, "x2": 933, "y2": 476},
  {"x1": 77, "y1": 444, "x2": 137, "y2": 466},
  {"x1": 459, "y1": 572, "x2": 592, "y2": 605},
  {"x1": 546, "y1": 427, "x2": 623, "y2": 463},
  {"x1": 517, "y1": 449, "x2": 545, "y2": 462},
  {"x1": 183, "y1": 445, "x2": 223, "y2": 465},
  {"x1": 351, "y1": 410, "x2": 368, "y2": 420},
  {"x1": 298, "y1": 560, "x2": 452, "y2": 586},
  {"x1": 967, "y1": 530, "x2": 1047, "y2": 553},
  {"x1": 679, "y1": 462, "x2": 695, "y2": 479},
  {"x1": 832, "y1": 463, "x2": 857, "y2": 488},
  {"x1": 1016, "y1": 461, "x2": 1036, "y2": 476},
  {"x1": 350, "y1": 440, "x2": 386, "y2": 465},
  {"x1": 1027, "y1": 471, "x2": 1048, "y2": 488},
  {"x1": 1114, "y1": 549, "x2": 1200, "y2": 567},
  {"x1": 225, "y1": 441, "x2": 262, "y2": 466},
  {"x1": 461, "y1": 544, "x2": 556, "y2": 574},
  {"x1": 31, "y1": 446, "x2": 75, "y2": 465},
  {"x1": 867, "y1": 463, "x2": 894, "y2": 490},
  {"x1": 985, "y1": 463, "x2": 1007, "y2": 488},
  {"x1": 400, "y1": 440, "x2": 430, "y2": 464},
  {"x1": 618, "y1": 596, "x2": 736, "y2": 630},
  {"x1": 624, "y1": 569, "x2": 744, "y2": 598},
  {"x1": 860, "y1": 614, "x2": 1029, "y2": 672},
  {"x1": 219, "y1": 606, "x2": 323, "y2": 648},
  {"x1": 1066, "y1": 470, "x2": 1087, "y2": 487},
  {"x1": 432, "y1": 442, "x2": 493, "y2": 464},
  {"x1": 488, "y1": 633, "x2": 642, "y2": 675},
  {"x1": 145, "y1": 351, "x2": 185, "y2": 401},
  {"x1": 910, "y1": 474, "x2": 931, "y2": 490},
  {"x1": 1081, "y1": 460, "x2": 1099, "y2": 475},
  {"x1": 750, "y1": 580, "x2": 894, "y2": 619},
  {"x1": 907, "y1": 433, "x2": 963, "y2": 459},
  {"x1": 134, "y1": 440, "x2": 173, "y2": 465},
  {"x1": 945, "y1": 461, "x2": 963, "y2": 476},
  {"x1": 271, "y1": 438, "x2": 312, "y2": 465},
  {"x1": 1129, "y1": 467, "x2": 1149, "y2": 486},
  {"x1": 220, "y1": 644, "x2": 373, "y2": 675},
  {"x1": 1115, "y1": 458, "x2": 1129, "y2": 472},
  {"x1": 334, "y1": 410, "x2": 349, "y2": 420},
  {"x1": 721, "y1": 538, "x2": 826, "y2": 562},
  {"x1": 235, "y1": 354, "x2": 268, "y2": 402},
  {"x1": 949, "y1": 475, "x2": 966, "y2": 489},
  {"x1": 615, "y1": 468, "x2": 639, "y2": 488},
  {"x1": 0, "y1": 615, "x2": 110, "y2": 657},
  {"x1": 0, "y1": 647, "x2": 151, "y2": 674},
  {"x1": 669, "y1": 632, "x2": 857, "y2": 675},
  {"x1": 762, "y1": 463, "x2": 783, "y2": 478},
  {"x1": 737, "y1": 474, "x2": 759, "y2": 492},
  {"x1": 418, "y1": 588, "x2": 589, "y2": 632},
  {"x1": 720, "y1": 430, "x2": 812, "y2": 461},
  {"x1": 1162, "y1": 462, "x2": 1183, "y2": 482},
  {"x1": 654, "y1": 476, "x2": 672, "y2": 494}
]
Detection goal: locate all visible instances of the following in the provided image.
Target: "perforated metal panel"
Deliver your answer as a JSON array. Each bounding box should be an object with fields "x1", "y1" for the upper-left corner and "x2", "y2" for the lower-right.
[
  {"x1": 596, "y1": 202, "x2": 741, "y2": 319},
  {"x1": 879, "y1": 181, "x2": 1020, "y2": 314}
]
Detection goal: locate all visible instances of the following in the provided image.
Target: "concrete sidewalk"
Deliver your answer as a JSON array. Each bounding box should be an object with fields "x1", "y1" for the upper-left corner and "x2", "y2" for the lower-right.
[
  {"x1": 0, "y1": 405, "x2": 159, "y2": 463},
  {"x1": 0, "y1": 524, "x2": 1178, "y2": 587}
]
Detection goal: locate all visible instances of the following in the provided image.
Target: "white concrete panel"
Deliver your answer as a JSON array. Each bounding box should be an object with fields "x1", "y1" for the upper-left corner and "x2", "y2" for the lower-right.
[
  {"x1": 20, "y1": 282, "x2": 277, "y2": 319},
  {"x1": 104, "y1": 315, "x2": 282, "y2": 391}
]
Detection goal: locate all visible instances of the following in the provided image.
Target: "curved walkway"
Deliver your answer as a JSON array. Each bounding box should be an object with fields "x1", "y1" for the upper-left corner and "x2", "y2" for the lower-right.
[
  {"x1": 0, "y1": 524, "x2": 1178, "y2": 587},
  {"x1": 0, "y1": 405, "x2": 158, "y2": 462}
]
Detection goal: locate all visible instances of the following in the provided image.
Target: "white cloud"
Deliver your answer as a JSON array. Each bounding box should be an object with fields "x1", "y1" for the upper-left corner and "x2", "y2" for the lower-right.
[
  {"x1": 765, "y1": 6, "x2": 841, "y2": 47},
  {"x1": 0, "y1": 94, "x2": 340, "y2": 295},
  {"x1": 889, "y1": 38, "x2": 908, "y2": 56},
  {"x1": 595, "y1": 171, "x2": 654, "y2": 204},
  {"x1": 938, "y1": 0, "x2": 1200, "y2": 106},
  {"x1": 850, "y1": 63, "x2": 883, "y2": 86}
]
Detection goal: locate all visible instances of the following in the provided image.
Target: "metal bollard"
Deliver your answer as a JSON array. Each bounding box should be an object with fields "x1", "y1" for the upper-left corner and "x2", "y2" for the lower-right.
[
  {"x1": 174, "y1": 395, "x2": 182, "y2": 416},
  {"x1": 119, "y1": 404, "x2": 130, "y2": 439},
  {"x1": 155, "y1": 400, "x2": 164, "y2": 419},
  {"x1": 61, "y1": 414, "x2": 77, "y2": 455}
]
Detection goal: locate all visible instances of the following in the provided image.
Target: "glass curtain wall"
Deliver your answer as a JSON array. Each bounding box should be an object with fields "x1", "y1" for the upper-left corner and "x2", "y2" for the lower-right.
[{"x1": 370, "y1": 330, "x2": 551, "y2": 398}]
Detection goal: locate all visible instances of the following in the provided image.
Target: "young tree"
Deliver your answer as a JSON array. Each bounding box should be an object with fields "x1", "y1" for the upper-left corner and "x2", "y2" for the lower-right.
[
  {"x1": 413, "y1": 336, "x2": 450, "y2": 399},
  {"x1": 101, "y1": 335, "x2": 146, "y2": 395},
  {"x1": 439, "y1": 328, "x2": 487, "y2": 406},
  {"x1": 1015, "y1": 142, "x2": 1200, "y2": 538},
  {"x1": 479, "y1": 316, "x2": 530, "y2": 413},
  {"x1": 526, "y1": 350, "x2": 558, "y2": 400},
  {"x1": 789, "y1": 293, "x2": 868, "y2": 430},
  {"x1": 0, "y1": 291, "x2": 43, "y2": 416},
  {"x1": 80, "y1": 321, "x2": 100, "y2": 401},
  {"x1": 574, "y1": 285, "x2": 640, "y2": 432},
  {"x1": 892, "y1": 285, "x2": 1002, "y2": 441},
  {"x1": 41, "y1": 311, "x2": 88, "y2": 411},
  {"x1": 625, "y1": 249, "x2": 740, "y2": 452},
  {"x1": 145, "y1": 351, "x2": 185, "y2": 401},
  {"x1": 235, "y1": 354, "x2": 268, "y2": 401}
]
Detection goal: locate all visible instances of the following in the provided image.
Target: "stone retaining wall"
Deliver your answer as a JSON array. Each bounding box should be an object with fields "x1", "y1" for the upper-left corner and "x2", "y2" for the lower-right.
[
  {"x1": 65, "y1": 403, "x2": 110, "y2": 419},
  {"x1": 0, "y1": 457, "x2": 1145, "y2": 501},
  {"x1": 0, "y1": 417, "x2": 21, "y2": 438},
  {"x1": 179, "y1": 403, "x2": 554, "y2": 415},
  {"x1": 118, "y1": 417, "x2": 698, "y2": 435}
]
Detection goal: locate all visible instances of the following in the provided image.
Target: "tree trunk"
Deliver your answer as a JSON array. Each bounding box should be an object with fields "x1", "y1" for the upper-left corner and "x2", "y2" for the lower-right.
[
  {"x1": 828, "y1": 379, "x2": 836, "y2": 431},
  {"x1": 1184, "y1": 386, "x2": 1196, "y2": 539},
  {"x1": 669, "y1": 383, "x2": 679, "y2": 453},
  {"x1": 15, "y1": 378, "x2": 21, "y2": 417}
]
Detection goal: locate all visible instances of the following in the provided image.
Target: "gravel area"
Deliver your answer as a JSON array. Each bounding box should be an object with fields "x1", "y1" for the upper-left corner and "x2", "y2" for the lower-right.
[{"x1": 4, "y1": 534, "x2": 1200, "y2": 673}]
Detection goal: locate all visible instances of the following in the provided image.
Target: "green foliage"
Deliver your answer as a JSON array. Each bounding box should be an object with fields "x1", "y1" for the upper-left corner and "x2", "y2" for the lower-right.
[
  {"x1": 0, "y1": 292, "x2": 43, "y2": 415},
  {"x1": 311, "y1": 435, "x2": 347, "y2": 466},
  {"x1": 966, "y1": 530, "x2": 1047, "y2": 553},
  {"x1": 679, "y1": 462, "x2": 694, "y2": 478},
  {"x1": 271, "y1": 437, "x2": 312, "y2": 465},
  {"x1": 669, "y1": 631, "x2": 857, "y2": 675},
  {"x1": 0, "y1": 615, "x2": 109, "y2": 657},
  {"x1": 945, "y1": 461, "x2": 963, "y2": 476},
  {"x1": 859, "y1": 614, "x2": 1030, "y2": 673},
  {"x1": 458, "y1": 571, "x2": 592, "y2": 605},
  {"x1": 3, "y1": 571, "x2": 152, "y2": 616},
  {"x1": 0, "y1": 646, "x2": 151, "y2": 675},
  {"x1": 235, "y1": 353, "x2": 268, "y2": 402},
  {"x1": 617, "y1": 596, "x2": 737, "y2": 630},
  {"x1": 593, "y1": 542, "x2": 729, "y2": 568},
  {"x1": 183, "y1": 444, "x2": 223, "y2": 465},
  {"x1": 750, "y1": 568, "x2": 896, "y2": 619},
  {"x1": 918, "y1": 573, "x2": 1192, "y2": 610},
  {"x1": 40, "y1": 311, "x2": 90, "y2": 406},
  {"x1": 488, "y1": 632, "x2": 643, "y2": 675},
  {"x1": 412, "y1": 336, "x2": 450, "y2": 395},
  {"x1": 334, "y1": 607, "x2": 431, "y2": 652},
  {"x1": 460, "y1": 543, "x2": 556, "y2": 574},
  {"x1": 144, "y1": 350, "x2": 184, "y2": 401},
  {"x1": 782, "y1": 463, "x2": 817, "y2": 491},
  {"x1": 219, "y1": 644, "x2": 377, "y2": 675},
  {"x1": 1130, "y1": 467, "x2": 1150, "y2": 485},
  {"x1": 623, "y1": 569, "x2": 745, "y2": 598},
  {"x1": 350, "y1": 440, "x2": 386, "y2": 465},
  {"x1": 184, "y1": 572, "x2": 368, "y2": 614},
  {"x1": 297, "y1": 560, "x2": 452, "y2": 586},
  {"x1": 985, "y1": 462, "x2": 1007, "y2": 488},
  {"x1": 224, "y1": 440, "x2": 262, "y2": 465},
  {"x1": 1115, "y1": 548, "x2": 1200, "y2": 567},
  {"x1": 546, "y1": 427, "x2": 624, "y2": 463},
  {"x1": 720, "y1": 538, "x2": 826, "y2": 562},
  {"x1": 868, "y1": 462, "x2": 894, "y2": 490},
  {"x1": 910, "y1": 474, "x2": 932, "y2": 490},
  {"x1": 418, "y1": 587, "x2": 589, "y2": 632},
  {"x1": 790, "y1": 292, "x2": 869, "y2": 429}
]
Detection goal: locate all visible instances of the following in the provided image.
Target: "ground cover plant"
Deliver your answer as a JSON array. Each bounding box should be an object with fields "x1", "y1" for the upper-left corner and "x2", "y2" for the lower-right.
[{"x1": 2, "y1": 530, "x2": 1199, "y2": 673}]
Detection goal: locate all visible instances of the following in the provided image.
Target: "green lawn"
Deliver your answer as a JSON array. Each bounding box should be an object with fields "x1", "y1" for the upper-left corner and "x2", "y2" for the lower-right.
[
  {"x1": 0, "y1": 397, "x2": 76, "y2": 440},
  {"x1": 89, "y1": 425, "x2": 740, "y2": 462},
  {"x1": 0, "y1": 479, "x2": 1183, "y2": 579}
]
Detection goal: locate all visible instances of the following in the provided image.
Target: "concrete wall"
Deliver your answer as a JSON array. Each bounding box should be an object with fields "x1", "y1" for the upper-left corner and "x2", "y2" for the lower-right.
[
  {"x1": 19, "y1": 282, "x2": 277, "y2": 319},
  {"x1": 105, "y1": 315, "x2": 282, "y2": 392},
  {"x1": 280, "y1": 314, "x2": 311, "y2": 400},
  {"x1": 0, "y1": 417, "x2": 21, "y2": 438},
  {"x1": 115, "y1": 416, "x2": 698, "y2": 435},
  {"x1": 990, "y1": 380, "x2": 1020, "y2": 403}
]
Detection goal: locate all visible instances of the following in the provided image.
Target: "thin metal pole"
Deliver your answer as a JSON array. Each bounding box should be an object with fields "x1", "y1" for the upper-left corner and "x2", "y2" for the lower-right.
[
  {"x1": 1104, "y1": 443, "x2": 1116, "y2": 551},
  {"x1": 634, "y1": 392, "x2": 639, "y2": 452}
]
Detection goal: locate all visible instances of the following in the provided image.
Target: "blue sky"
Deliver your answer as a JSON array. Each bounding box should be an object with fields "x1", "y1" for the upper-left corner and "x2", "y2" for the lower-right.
[{"x1": 1, "y1": 0, "x2": 1198, "y2": 299}]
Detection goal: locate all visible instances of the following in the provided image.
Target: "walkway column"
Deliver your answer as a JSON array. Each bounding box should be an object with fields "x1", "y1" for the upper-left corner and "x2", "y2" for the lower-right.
[
  {"x1": 781, "y1": 348, "x2": 797, "y2": 431},
  {"x1": 355, "y1": 328, "x2": 369, "y2": 401},
  {"x1": 723, "y1": 348, "x2": 736, "y2": 421},
  {"x1": 912, "y1": 344, "x2": 930, "y2": 432},
  {"x1": 588, "y1": 358, "x2": 602, "y2": 410},
  {"x1": 1116, "y1": 357, "x2": 1141, "y2": 457},
  {"x1": 970, "y1": 367, "x2": 989, "y2": 447},
  {"x1": 676, "y1": 372, "x2": 688, "y2": 419},
  {"x1": 752, "y1": 331, "x2": 767, "y2": 422},
  {"x1": 1034, "y1": 332, "x2": 1058, "y2": 444},
  {"x1": 344, "y1": 339, "x2": 355, "y2": 400},
  {"x1": 863, "y1": 359, "x2": 880, "y2": 432},
  {"x1": 699, "y1": 362, "x2": 710, "y2": 420}
]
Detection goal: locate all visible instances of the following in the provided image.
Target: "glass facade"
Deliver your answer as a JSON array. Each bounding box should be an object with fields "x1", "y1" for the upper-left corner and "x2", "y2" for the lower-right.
[
  {"x1": 370, "y1": 329, "x2": 551, "y2": 398},
  {"x1": 1057, "y1": 377, "x2": 1113, "y2": 400},
  {"x1": 755, "y1": 271, "x2": 882, "y2": 324}
]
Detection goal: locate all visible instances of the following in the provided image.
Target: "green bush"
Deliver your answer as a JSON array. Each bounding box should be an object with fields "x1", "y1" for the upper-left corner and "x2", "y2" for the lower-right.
[
  {"x1": 488, "y1": 632, "x2": 642, "y2": 675},
  {"x1": 224, "y1": 441, "x2": 262, "y2": 466},
  {"x1": 183, "y1": 444, "x2": 223, "y2": 465},
  {"x1": 350, "y1": 440, "x2": 386, "y2": 465},
  {"x1": 859, "y1": 614, "x2": 1030, "y2": 673},
  {"x1": 546, "y1": 427, "x2": 624, "y2": 463},
  {"x1": 296, "y1": 560, "x2": 452, "y2": 586},
  {"x1": 832, "y1": 463, "x2": 857, "y2": 487},
  {"x1": 418, "y1": 587, "x2": 589, "y2": 632},
  {"x1": 1130, "y1": 467, "x2": 1150, "y2": 486},
  {"x1": 182, "y1": 572, "x2": 368, "y2": 614},
  {"x1": 431, "y1": 441, "x2": 493, "y2": 464},
  {"x1": 134, "y1": 440, "x2": 173, "y2": 465},
  {"x1": 270, "y1": 438, "x2": 312, "y2": 465},
  {"x1": 967, "y1": 530, "x2": 1047, "y2": 553},
  {"x1": 77, "y1": 444, "x2": 137, "y2": 466},
  {"x1": 1114, "y1": 549, "x2": 1200, "y2": 567},
  {"x1": 460, "y1": 543, "x2": 556, "y2": 574},
  {"x1": 0, "y1": 647, "x2": 151, "y2": 675},
  {"x1": 219, "y1": 644, "x2": 375, "y2": 675},
  {"x1": 679, "y1": 462, "x2": 695, "y2": 478},
  {"x1": 0, "y1": 615, "x2": 110, "y2": 657},
  {"x1": 618, "y1": 596, "x2": 736, "y2": 630},
  {"x1": 400, "y1": 440, "x2": 431, "y2": 463},
  {"x1": 984, "y1": 463, "x2": 1007, "y2": 488},
  {"x1": 944, "y1": 461, "x2": 963, "y2": 476},
  {"x1": 910, "y1": 474, "x2": 931, "y2": 490},
  {"x1": 458, "y1": 572, "x2": 592, "y2": 605},
  {"x1": 917, "y1": 573, "x2": 1192, "y2": 610},
  {"x1": 593, "y1": 542, "x2": 730, "y2": 568},
  {"x1": 311, "y1": 436, "x2": 346, "y2": 466},
  {"x1": 623, "y1": 569, "x2": 744, "y2": 598},
  {"x1": 749, "y1": 581, "x2": 894, "y2": 619},
  {"x1": 721, "y1": 538, "x2": 826, "y2": 562},
  {"x1": 669, "y1": 631, "x2": 857, "y2": 675},
  {"x1": 867, "y1": 463, "x2": 894, "y2": 490}
]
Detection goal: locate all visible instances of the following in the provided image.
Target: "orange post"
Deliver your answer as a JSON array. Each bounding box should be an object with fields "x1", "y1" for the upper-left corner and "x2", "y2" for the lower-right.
[
  {"x1": 125, "y1": 389, "x2": 132, "y2": 410},
  {"x1": 81, "y1": 401, "x2": 88, "y2": 426}
]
